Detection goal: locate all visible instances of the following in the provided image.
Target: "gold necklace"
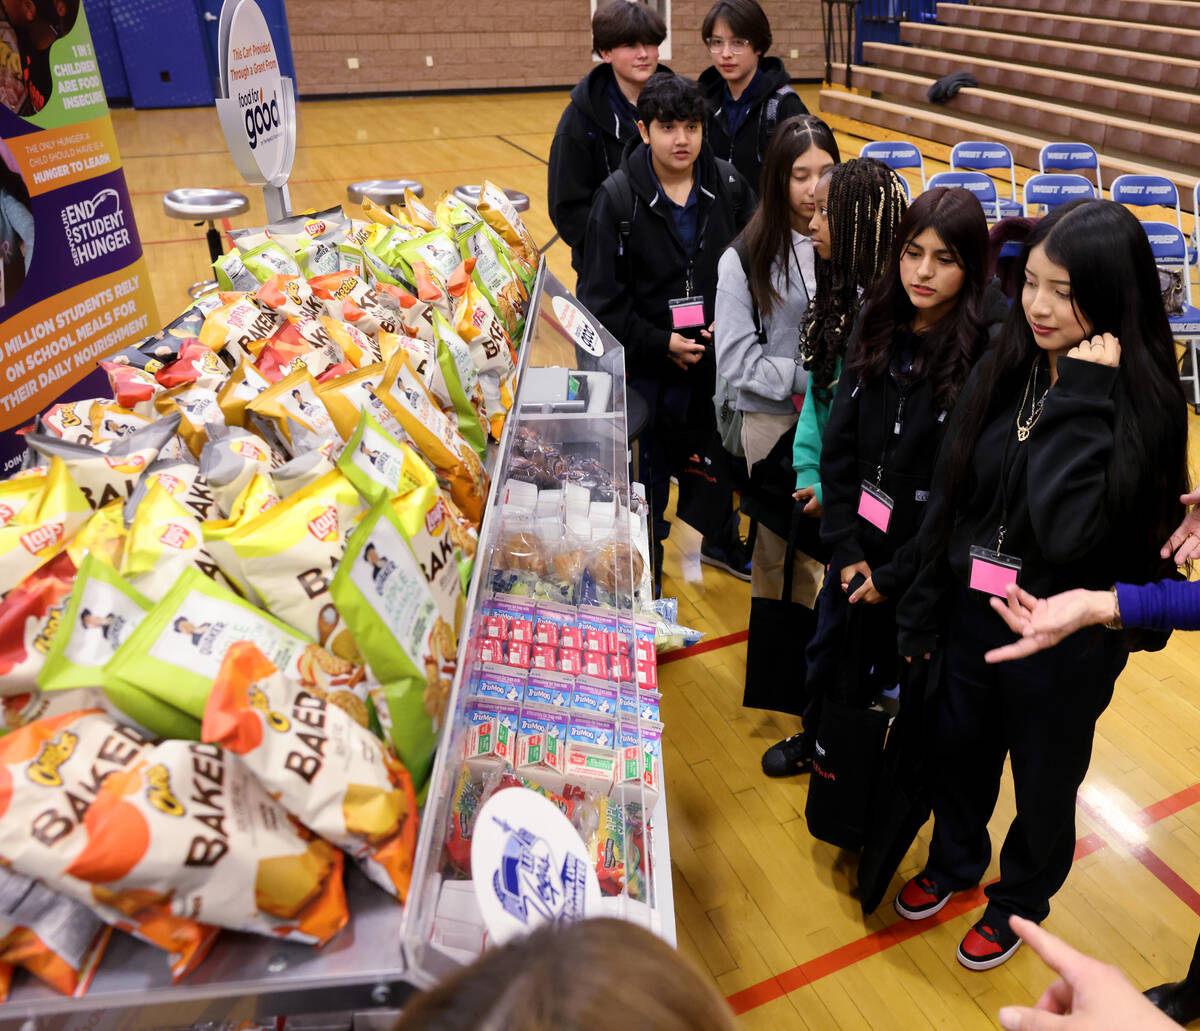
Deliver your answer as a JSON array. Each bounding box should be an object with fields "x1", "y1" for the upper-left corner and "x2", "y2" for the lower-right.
[{"x1": 1016, "y1": 358, "x2": 1048, "y2": 442}]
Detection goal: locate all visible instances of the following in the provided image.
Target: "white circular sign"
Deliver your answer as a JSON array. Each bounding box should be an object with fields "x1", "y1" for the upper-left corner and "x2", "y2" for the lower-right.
[
  {"x1": 223, "y1": 0, "x2": 287, "y2": 182},
  {"x1": 552, "y1": 296, "x2": 605, "y2": 358},
  {"x1": 470, "y1": 787, "x2": 602, "y2": 944}
]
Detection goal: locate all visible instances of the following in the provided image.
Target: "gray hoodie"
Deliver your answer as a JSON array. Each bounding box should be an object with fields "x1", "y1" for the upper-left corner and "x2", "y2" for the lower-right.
[{"x1": 714, "y1": 231, "x2": 815, "y2": 414}]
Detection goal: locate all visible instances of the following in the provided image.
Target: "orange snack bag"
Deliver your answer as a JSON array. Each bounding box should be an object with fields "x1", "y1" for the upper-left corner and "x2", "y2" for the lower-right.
[
  {"x1": 0, "y1": 710, "x2": 217, "y2": 980},
  {"x1": 204, "y1": 642, "x2": 419, "y2": 899},
  {"x1": 66, "y1": 738, "x2": 349, "y2": 946}
]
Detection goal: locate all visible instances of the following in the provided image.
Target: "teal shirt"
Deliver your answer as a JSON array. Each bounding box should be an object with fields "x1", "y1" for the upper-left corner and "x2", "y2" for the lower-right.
[{"x1": 792, "y1": 356, "x2": 840, "y2": 504}]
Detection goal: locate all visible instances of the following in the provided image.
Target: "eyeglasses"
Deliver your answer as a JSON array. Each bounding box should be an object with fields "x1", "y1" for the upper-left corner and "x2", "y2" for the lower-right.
[{"x1": 705, "y1": 36, "x2": 752, "y2": 54}]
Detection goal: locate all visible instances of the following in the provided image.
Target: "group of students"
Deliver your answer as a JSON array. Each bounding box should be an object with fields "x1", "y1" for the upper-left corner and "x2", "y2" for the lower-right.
[{"x1": 545, "y1": 0, "x2": 1199, "y2": 1012}]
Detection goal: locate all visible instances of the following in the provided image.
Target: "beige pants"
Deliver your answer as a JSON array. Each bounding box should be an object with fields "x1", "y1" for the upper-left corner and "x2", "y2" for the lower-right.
[{"x1": 741, "y1": 412, "x2": 824, "y2": 607}]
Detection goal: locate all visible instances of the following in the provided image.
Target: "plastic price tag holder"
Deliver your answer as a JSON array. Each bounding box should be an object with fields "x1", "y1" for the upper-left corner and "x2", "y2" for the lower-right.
[
  {"x1": 968, "y1": 545, "x2": 1022, "y2": 597},
  {"x1": 668, "y1": 296, "x2": 706, "y2": 329},
  {"x1": 858, "y1": 481, "x2": 894, "y2": 533}
]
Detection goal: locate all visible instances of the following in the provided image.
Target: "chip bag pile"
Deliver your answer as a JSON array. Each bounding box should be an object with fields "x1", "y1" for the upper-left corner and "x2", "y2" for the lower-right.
[{"x1": 0, "y1": 185, "x2": 541, "y2": 999}]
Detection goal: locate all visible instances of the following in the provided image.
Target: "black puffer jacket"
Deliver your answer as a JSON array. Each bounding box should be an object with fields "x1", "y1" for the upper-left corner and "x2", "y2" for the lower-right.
[
  {"x1": 547, "y1": 62, "x2": 674, "y2": 275},
  {"x1": 698, "y1": 56, "x2": 807, "y2": 190}
]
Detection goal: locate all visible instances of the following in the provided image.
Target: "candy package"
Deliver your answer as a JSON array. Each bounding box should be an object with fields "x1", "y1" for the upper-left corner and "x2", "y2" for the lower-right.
[
  {"x1": 204, "y1": 642, "x2": 419, "y2": 899},
  {"x1": 66, "y1": 738, "x2": 348, "y2": 946}
]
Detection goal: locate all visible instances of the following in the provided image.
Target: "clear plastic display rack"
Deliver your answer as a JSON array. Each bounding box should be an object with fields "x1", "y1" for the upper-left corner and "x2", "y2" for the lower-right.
[{"x1": 0, "y1": 264, "x2": 675, "y2": 1030}]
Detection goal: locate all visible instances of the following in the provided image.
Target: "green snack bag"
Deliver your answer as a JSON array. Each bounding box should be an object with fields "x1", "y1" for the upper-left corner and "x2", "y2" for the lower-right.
[
  {"x1": 432, "y1": 311, "x2": 489, "y2": 459},
  {"x1": 396, "y1": 230, "x2": 461, "y2": 294},
  {"x1": 214, "y1": 249, "x2": 260, "y2": 292},
  {"x1": 337, "y1": 410, "x2": 437, "y2": 508},
  {"x1": 457, "y1": 221, "x2": 528, "y2": 339},
  {"x1": 38, "y1": 554, "x2": 201, "y2": 740},
  {"x1": 239, "y1": 239, "x2": 302, "y2": 283},
  {"x1": 106, "y1": 567, "x2": 373, "y2": 727},
  {"x1": 330, "y1": 499, "x2": 459, "y2": 786}
]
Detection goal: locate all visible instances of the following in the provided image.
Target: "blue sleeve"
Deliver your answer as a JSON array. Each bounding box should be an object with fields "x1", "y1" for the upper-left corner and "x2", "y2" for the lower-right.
[{"x1": 1116, "y1": 579, "x2": 1200, "y2": 631}]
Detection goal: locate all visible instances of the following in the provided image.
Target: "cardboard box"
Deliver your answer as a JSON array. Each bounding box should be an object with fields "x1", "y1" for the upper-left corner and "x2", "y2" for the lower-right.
[{"x1": 462, "y1": 717, "x2": 514, "y2": 776}]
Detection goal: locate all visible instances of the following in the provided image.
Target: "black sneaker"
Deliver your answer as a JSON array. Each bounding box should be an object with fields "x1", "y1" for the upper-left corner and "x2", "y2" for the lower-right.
[
  {"x1": 1144, "y1": 979, "x2": 1200, "y2": 1025},
  {"x1": 699, "y1": 539, "x2": 751, "y2": 582},
  {"x1": 957, "y1": 916, "x2": 1022, "y2": 971},
  {"x1": 894, "y1": 870, "x2": 954, "y2": 920},
  {"x1": 761, "y1": 731, "x2": 812, "y2": 776}
]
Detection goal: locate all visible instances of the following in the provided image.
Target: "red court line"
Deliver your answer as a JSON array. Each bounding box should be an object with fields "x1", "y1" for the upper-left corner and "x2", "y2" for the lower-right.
[
  {"x1": 658, "y1": 629, "x2": 749, "y2": 665},
  {"x1": 724, "y1": 785, "x2": 1200, "y2": 1014}
]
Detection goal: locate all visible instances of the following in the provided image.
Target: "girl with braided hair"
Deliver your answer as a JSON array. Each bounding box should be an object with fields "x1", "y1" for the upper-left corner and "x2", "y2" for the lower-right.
[{"x1": 761, "y1": 156, "x2": 907, "y2": 775}]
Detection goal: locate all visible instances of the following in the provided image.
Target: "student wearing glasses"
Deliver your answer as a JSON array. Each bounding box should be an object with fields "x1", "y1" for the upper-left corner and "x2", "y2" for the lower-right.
[{"x1": 698, "y1": 0, "x2": 808, "y2": 191}]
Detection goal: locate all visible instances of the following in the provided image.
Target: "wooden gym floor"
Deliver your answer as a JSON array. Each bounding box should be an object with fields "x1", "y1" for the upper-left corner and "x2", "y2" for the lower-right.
[{"x1": 112, "y1": 85, "x2": 1200, "y2": 1029}]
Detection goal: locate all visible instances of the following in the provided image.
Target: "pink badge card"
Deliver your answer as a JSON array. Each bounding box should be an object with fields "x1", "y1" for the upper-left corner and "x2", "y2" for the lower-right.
[
  {"x1": 858, "y1": 481, "x2": 894, "y2": 533},
  {"x1": 968, "y1": 545, "x2": 1022, "y2": 597},
  {"x1": 669, "y1": 296, "x2": 706, "y2": 329}
]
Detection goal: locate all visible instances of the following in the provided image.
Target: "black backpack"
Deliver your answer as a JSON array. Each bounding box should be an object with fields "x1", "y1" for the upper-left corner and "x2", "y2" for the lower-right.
[{"x1": 757, "y1": 84, "x2": 799, "y2": 162}]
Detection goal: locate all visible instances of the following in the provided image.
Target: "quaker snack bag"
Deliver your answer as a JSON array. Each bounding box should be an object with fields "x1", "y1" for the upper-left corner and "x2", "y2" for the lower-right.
[
  {"x1": 395, "y1": 230, "x2": 461, "y2": 293},
  {"x1": 203, "y1": 642, "x2": 419, "y2": 899},
  {"x1": 0, "y1": 710, "x2": 218, "y2": 980},
  {"x1": 24, "y1": 415, "x2": 180, "y2": 510},
  {"x1": 0, "y1": 470, "x2": 45, "y2": 527},
  {"x1": 0, "y1": 866, "x2": 112, "y2": 997},
  {"x1": 337, "y1": 410, "x2": 437, "y2": 509},
  {"x1": 226, "y1": 468, "x2": 364, "y2": 662},
  {"x1": 403, "y1": 189, "x2": 437, "y2": 233},
  {"x1": 446, "y1": 262, "x2": 518, "y2": 438},
  {"x1": 38, "y1": 557, "x2": 194, "y2": 739},
  {"x1": 155, "y1": 385, "x2": 226, "y2": 458},
  {"x1": 120, "y1": 483, "x2": 232, "y2": 604},
  {"x1": 0, "y1": 551, "x2": 76, "y2": 695},
  {"x1": 66, "y1": 738, "x2": 348, "y2": 946},
  {"x1": 457, "y1": 221, "x2": 528, "y2": 338},
  {"x1": 313, "y1": 363, "x2": 386, "y2": 441},
  {"x1": 106, "y1": 568, "x2": 371, "y2": 728},
  {"x1": 89, "y1": 405, "x2": 152, "y2": 449},
  {"x1": 476, "y1": 182, "x2": 538, "y2": 273},
  {"x1": 238, "y1": 239, "x2": 303, "y2": 283},
  {"x1": 245, "y1": 368, "x2": 339, "y2": 452},
  {"x1": 216, "y1": 359, "x2": 272, "y2": 428},
  {"x1": 431, "y1": 310, "x2": 488, "y2": 458},
  {"x1": 329, "y1": 501, "x2": 459, "y2": 785},
  {"x1": 0, "y1": 459, "x2": 90, "y2": 589},
  {"x1": 376, "y1": 349, "x2": 488, "y2": 525}
]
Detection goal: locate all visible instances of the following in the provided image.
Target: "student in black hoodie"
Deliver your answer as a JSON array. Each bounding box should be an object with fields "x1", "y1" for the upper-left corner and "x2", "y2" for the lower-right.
[
  {"x1": 893, "y1": 199, "x2": 1190, "y2": 973},
  {"x1": 548, "y1": 0, "x2": 669, "y2": 280},
  {"x1": 698, "y1": 0, "x2": 808, "y2": 191},
  {"x1": 578, "y1": 72, "x2": 754, "y2": 591}
]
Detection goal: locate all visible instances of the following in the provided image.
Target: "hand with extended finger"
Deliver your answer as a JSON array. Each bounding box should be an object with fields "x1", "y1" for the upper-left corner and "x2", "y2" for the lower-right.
[
  {"x1": 985, "y1": 584, "x2": 1116, "y2": 663},
  {"x1": 1066, "y1": 332, "x2": 1120, "y2": 367},
  {"x1": 997, "y1": 916, "x2": 1180, "y2": 1030}
]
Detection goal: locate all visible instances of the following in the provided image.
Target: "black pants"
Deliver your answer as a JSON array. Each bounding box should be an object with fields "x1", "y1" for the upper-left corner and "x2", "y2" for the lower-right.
[{"x1": 924, "y1": 586, "x2": 1128, "y2": 923}]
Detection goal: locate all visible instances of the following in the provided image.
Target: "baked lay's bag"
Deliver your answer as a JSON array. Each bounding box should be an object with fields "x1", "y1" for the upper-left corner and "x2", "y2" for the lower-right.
[
  {"x1": 200, "y1": 426, "x2": 282, "y2": 518},
  {"x1": 476, "y1": 180, "x2": 539, "y2": 275},
  {"x1": 65, "y1": 738, "x2": 348, "y2": 946},
  {"x1": 123, "y1": 458, "x2": 209, "y2": 525},
  {"x1": 389, "y1": 484, "x2": 466, "y2": 635},
  {"x1": 0, "y1": 551, "x2": 76, "y2": 695},
  {"x1": 272, "y1": 450, "x2": 335, "y2": 498},
  {"x1": 0, "y1": 458, "x2": 90, "y2": 589},
  {"x1": 24, "y1": 415, "x2": 179, "y2": 511},
  {"x1": 376, "y1": 350, "x2": 488, "y2": 525},
  {"x1": 226, "y1": 468, "x2": 364, "y2": 662},
  {"x1": 204, "y1": 642, "x2": 419, "y2": 899},
  {"x1": 106, "y1": 567, "x2": 371, "y2": 729},
  {"x1": 155, "y1": 385, "x2": 225, "y2": 458},
  {"x1": 64, "y1": 499, "x2": 127, "y2": 570},
  {"x1": 0, "y1": 866, "x2": 111, "y2": 997},
  {"x1": 120, "y1": 482, "x2": 232, "y2": 604},
  {"x1": 431, "y1": 311, "x2": 488, "y2": 458},
  {"x1": 457, "y1": 221, "x2": 528, "y2": 338},
  {"x1": 200, "y1": 473, "x2": 281, "y2": 606},
  {"x1": 0, "y1": 710, "x2": 218, "y2": 979},
  {"x1": 0, "y1": 470, "x2": 45, "y2": 527},
  {"x1": 337, "y1": 410, "x2": 436, "y2": 508},
  {"x1": 330, "y1": 496, "x2": 459, "y2": 785}
]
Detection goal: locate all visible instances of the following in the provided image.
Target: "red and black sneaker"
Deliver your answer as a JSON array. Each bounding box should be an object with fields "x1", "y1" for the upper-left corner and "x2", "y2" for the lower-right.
[
  {"x1": 893, "y1": 871, "x2": 953, "y2": 920},
  {"x1": 957, "y1": 917, "x2": 1022, "y2": 971}
]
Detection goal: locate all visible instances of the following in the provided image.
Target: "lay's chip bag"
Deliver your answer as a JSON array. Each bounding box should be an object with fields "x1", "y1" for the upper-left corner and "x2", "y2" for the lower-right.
[
  {"x1": 0, "y1": 470, "x2": 46, "y2": 528},
  {"x1": 0, "y1": 458, "x2": 90, "y2": 590},
  {"x1": 204, "y1": 642, "x2": 419, "y2": 900},
  {"x1": 0, "y1": 710, "x2": 218, "y2": 980},
  {"x1": 65, "y1": 738, "x2": 348, "y2": 946}
]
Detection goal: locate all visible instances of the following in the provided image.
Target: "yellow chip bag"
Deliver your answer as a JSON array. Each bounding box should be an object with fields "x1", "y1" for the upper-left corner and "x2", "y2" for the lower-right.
[
  {"x1": 272, "y1": 450, "x2": 336, "y2": 498},
  {"x1": 155, "y1": 385, "x2": 226, "y2": 458},
  {"x1": 217, "y1": 357, "x2": 272, "y2": 428},
  {"x1": 65, "y1": 499, "x2": 127, "y2": 570},
  {"x1": 226, "y1": 468, "x2": 364, "y2": 662},
  {"x1": 314, "y1": 363, "x2": 386, "y2": 441},
  {"x1": 377, "y1": 350, "x2": 489, "y2": 525},
  {"x1": 90, "y1": 405, "x2": 152, "y2": 449},
  {"x1": 200, "y1": 473, "x2": 281, "y2": 605},
  {"x1": 320, "y1": 315, "x2": 381, "y2": 369},
  {"x1": 66, "y1": 738, "x2": 349, "y2": 946},
  {"x1": 0, "y1": 470, "x2": 46, "y2": 527},
  {"x1": 0, "y1": 458, "x2": 90, "y2": 590},
  {"x1": 199, "y1": 427, "x2": 283, "y2": 519},
  {"x1": 0, "y1": 710, "x2": 218, "y2": 980},
  {"x1": 204, "y1": 642, "x2": 419, "y2": 899},
  {"x1": 477, "y1": 179, "x2": 539, "y2": 270},
  {"x1": 404, "y1": 189, "x2": 437, "y2": 232},
  {"x1": 245, "y1": 368, "x2": 338, "y2": 450},
  {"x1": 360, "y1": 196, "x2": 403, "y2": 227}
]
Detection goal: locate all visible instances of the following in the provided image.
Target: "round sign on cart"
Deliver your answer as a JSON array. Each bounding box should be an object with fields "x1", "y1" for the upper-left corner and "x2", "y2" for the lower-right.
[
  {"x1": 551, "y1": 296, "x2": 605, "y2": 358},
  {"x1": 471, "y1": 787, "x2": 602, "y2": 944}
]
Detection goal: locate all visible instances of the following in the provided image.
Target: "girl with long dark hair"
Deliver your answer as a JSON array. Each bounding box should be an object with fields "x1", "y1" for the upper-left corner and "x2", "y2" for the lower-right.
[
  {"x1": 714, "y1": 114, "x2": 837, "y2": 613},
  {"x1": 894, "y1": 199, "x2": 1190, "y2": 972},
  {"x1": 758, "y1": 156, "x2": 909, "y2": 774}
]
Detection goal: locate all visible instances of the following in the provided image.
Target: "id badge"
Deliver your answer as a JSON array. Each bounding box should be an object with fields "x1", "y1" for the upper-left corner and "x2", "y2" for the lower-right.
[
  {"x1": 968, "y1": 545, "x2": 1022, "y2": 597},
  {"x1": 858, "y1": 481, "x2": 894, "y2": 533},
  {"x1": 669, "y1": 296, "x2": 706, "y2": 329}
]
